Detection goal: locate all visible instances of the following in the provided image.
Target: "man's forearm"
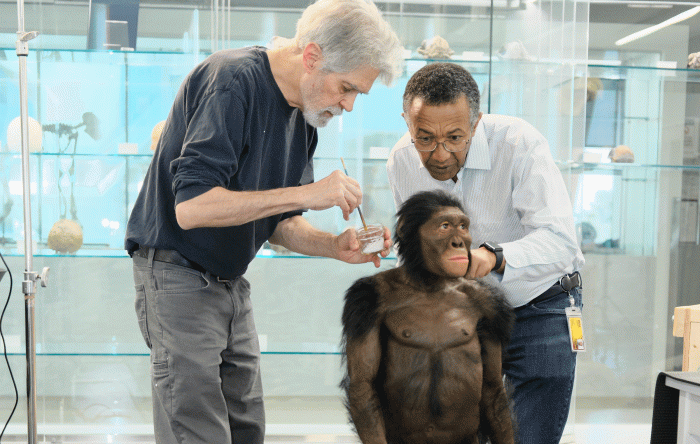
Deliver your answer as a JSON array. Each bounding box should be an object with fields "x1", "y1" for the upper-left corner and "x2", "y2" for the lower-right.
[
  {"x1": 268, "y1": 216, "x2": 337, "y2": 259},
  {"x1": 175, "y1": 186, "x2": 306, "y2": 230}
]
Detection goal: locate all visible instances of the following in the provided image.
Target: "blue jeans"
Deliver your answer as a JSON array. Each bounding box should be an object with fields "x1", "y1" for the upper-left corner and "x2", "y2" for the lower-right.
[
  {"x1": 502, "y1": 288, "x2": 582, "y2": 444},
  {"x1": 133, "y1": 250, "x2": 265, "y2": 444}
]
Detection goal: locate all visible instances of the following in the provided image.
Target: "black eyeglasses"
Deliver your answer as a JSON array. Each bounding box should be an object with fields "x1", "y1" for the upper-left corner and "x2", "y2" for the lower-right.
[{"x1": 411, "y1": 136, "x2": 470, "y2": 152}]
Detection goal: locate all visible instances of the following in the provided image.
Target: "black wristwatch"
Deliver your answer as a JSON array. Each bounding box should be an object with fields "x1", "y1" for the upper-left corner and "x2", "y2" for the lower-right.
[{"x1": 480, "y1": 242, "x2": 503, "y2": 272}]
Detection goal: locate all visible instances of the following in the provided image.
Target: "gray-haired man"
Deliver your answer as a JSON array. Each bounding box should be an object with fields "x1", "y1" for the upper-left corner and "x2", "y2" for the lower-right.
[{"x1": 126, "y1": 1, "x2": 403, "y2": 441}]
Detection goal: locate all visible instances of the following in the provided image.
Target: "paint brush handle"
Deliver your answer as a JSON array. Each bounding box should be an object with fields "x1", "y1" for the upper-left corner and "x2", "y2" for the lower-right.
[{"x1": 340, "y1": 157, "x2": 369, "y2": 231}]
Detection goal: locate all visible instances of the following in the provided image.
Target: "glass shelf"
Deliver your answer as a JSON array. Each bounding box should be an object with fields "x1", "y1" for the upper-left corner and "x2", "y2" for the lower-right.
[
  {"x1": 559, "y1": 161, "x2": 700, "y2": 172},
  {"x1": 4, "y1": 342, "x2": 341, "y2": 356},
  {"x1": 589, "y1": 63, "x2": 700, "y2": 76}
]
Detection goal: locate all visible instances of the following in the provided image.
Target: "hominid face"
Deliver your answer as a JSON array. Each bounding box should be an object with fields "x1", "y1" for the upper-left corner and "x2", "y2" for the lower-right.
[{"x1": 419, "y1": 206, "x2": 472, "y2": 278}]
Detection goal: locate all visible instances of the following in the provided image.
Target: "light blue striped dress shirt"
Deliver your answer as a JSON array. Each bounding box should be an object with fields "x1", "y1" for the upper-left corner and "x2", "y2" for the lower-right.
[{"x1": 386, "y1": 114, "x2": 585, "y2": 308}]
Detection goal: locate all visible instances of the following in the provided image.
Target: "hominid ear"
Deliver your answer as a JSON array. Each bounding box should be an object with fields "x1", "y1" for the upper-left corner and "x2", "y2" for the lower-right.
[{"x1": 395, "y1": 219, "x2": 405, "y2": 241}]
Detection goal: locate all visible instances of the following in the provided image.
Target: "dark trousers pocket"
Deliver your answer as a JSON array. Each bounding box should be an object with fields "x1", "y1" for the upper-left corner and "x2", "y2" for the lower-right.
[{"x1": 134, "y1": 283, "x2": 152, "y2": 349}]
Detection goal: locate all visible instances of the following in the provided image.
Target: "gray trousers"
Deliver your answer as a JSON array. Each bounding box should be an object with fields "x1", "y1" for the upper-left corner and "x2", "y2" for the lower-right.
[{"x1": 133, "y1": 250, "x2": 265, "y2": 443}]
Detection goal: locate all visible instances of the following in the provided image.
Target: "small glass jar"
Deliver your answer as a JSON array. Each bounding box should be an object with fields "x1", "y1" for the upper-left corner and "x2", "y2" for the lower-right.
[{"x1": 356, "y1": 224, "x2": 384, "y2": 255}]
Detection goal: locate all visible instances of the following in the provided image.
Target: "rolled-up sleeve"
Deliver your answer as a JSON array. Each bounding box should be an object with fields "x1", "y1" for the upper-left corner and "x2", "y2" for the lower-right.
[{"x1": 170, "y1": 89, "x2": 245, "y2": 204}]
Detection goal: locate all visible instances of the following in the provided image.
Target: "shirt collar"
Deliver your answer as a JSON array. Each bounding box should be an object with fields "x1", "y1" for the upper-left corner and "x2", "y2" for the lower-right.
[{"x1": 463, "y1": 119, "x2": 490, "y2": 171}]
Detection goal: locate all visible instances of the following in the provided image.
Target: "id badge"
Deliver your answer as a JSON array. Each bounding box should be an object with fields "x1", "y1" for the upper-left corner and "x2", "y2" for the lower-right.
[{"x1": 565, "y1": 306, "x2": 585, "y2": 352}]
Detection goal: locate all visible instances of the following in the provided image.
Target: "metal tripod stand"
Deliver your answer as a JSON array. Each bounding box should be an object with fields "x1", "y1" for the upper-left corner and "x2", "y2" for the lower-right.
[{"x1": 15, "y1": 0, "x2": 49, "y2": 442}]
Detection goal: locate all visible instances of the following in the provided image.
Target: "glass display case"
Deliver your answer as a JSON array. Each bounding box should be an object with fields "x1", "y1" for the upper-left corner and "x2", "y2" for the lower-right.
[
  {"x1": 2, "y1": 0, "x2": 695, "y2": 440},
  {"x1": 558, "y1": 62, "x2": 700, "y2": 430},
  {"x1": 0, "y1": 52, "x2": 588, "y2": 256}
]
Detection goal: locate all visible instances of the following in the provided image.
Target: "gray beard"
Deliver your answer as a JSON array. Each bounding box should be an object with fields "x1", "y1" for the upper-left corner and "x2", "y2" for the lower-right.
[{"x1": 303, "y1": 105, "x2": 342, "y2": 128}]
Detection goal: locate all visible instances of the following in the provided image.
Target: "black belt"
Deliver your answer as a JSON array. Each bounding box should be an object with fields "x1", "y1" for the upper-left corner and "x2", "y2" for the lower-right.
[
  {"x1": 519, "y1": 271, "x2": 582, "y2": 309},
  {"x1": 132, "y1": 247, "x2": 208, "y2": 275}
]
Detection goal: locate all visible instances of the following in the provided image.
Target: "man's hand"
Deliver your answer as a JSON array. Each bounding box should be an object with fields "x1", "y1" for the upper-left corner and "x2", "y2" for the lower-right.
[
  {"x1": 334, "y1": 225, "x2": 392, "y2": 268},
  {"x1": 302, "y1": 170, "x2": 363, "y2": 220},
  {"x1": 467, "y1": 246, "x2": 498, "y2": 279}
]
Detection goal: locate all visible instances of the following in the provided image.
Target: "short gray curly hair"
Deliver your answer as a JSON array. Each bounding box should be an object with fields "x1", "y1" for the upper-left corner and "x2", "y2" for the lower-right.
[{"x1": 294, "y1": 0, "x2": 404, "y2": 86}]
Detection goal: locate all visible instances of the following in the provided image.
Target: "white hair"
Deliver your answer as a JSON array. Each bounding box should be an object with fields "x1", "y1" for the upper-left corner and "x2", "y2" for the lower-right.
[{"x1": 293, "y1": 0, "x2": 404, "y2": 86}]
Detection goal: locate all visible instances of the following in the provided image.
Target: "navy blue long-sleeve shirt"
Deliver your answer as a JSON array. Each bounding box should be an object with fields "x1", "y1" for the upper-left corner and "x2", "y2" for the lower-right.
[{"x1": 125, "y1": 47, "x2": 317, "y2": 280}]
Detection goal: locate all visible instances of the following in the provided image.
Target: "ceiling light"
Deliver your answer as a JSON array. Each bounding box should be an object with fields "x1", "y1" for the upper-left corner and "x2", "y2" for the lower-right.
[
  {"x1": 616, "y1": 6, "x2": 700, "y2": 46},
  {"x1": 627, "y1": 3, "x2": 672, "y2": 9}
]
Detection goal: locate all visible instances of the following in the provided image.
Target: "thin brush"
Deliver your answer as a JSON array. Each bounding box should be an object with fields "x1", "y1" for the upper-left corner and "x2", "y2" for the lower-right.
[{"x1": 340, "y1": 157, "x2": 368, "y2": 231}]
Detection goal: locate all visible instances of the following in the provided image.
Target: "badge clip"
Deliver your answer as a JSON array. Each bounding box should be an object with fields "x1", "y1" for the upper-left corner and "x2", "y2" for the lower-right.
[{"x1": 566, "y1": 306, "x2": 585, "y2": 352}]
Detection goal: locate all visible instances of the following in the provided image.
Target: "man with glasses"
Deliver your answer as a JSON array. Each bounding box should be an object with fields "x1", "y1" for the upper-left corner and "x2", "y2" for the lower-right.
[{"x1": 386, "y1": 62, "x2": 585, "y2": 444}]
